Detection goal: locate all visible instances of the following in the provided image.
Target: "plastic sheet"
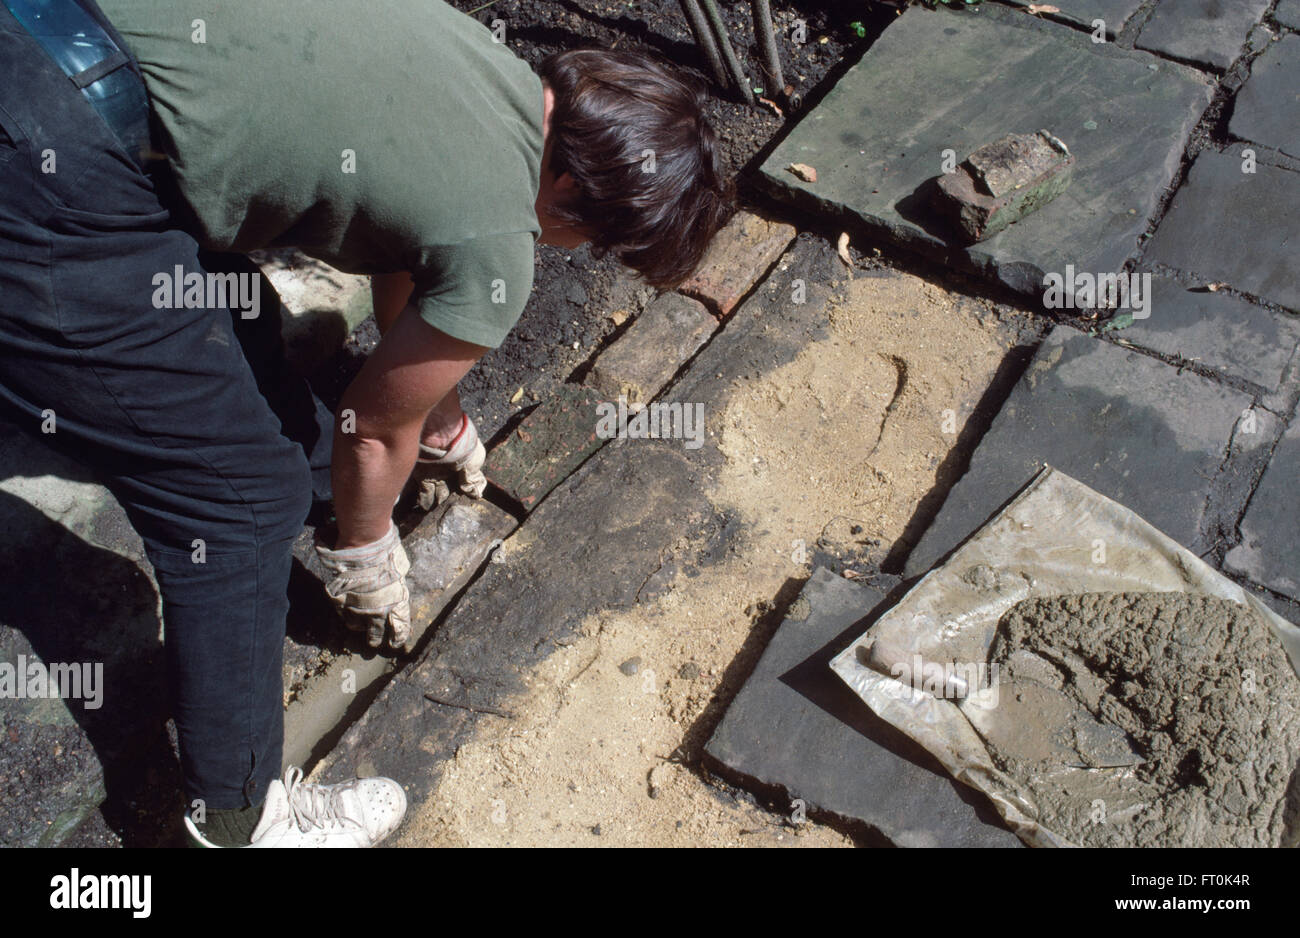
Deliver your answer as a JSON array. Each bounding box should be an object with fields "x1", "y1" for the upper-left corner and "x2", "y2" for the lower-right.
[{"x1": 830, "y1": 466, "x2": 1300, "y2": 847}]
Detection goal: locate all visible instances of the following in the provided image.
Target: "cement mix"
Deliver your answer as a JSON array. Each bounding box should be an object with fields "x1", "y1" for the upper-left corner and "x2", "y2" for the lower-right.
[{"x1": 982, "y1": 592, "x2": 1300, "y2": 847}]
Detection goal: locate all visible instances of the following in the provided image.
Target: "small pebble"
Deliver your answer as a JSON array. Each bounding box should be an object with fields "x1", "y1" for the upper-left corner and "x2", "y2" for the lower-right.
[
  {"x1": 678, "y1": 662, "x2": 701, "y2": 680},
  {"x1": 619, "y1": 657, "x2": 642, "y2": 676}
]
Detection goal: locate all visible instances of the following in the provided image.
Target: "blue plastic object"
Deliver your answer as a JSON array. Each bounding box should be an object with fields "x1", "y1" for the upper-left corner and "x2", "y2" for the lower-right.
[{"x1": 4, "y1": 0, "x2": 150, "y2": 159}]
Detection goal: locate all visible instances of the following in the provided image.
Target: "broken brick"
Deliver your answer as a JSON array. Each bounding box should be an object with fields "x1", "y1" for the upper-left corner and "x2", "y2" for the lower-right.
[
  {"x1": 679, "y1": 211, "x2": 796, "y2": 316},
  {"x1": 934, "y1": 131, "x2": 1075, "y2": 243}
]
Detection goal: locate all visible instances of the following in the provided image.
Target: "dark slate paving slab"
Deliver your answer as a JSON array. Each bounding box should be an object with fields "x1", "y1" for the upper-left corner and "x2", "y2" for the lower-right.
[
  {"x1": 1136, "y1": 0, "x2": 1271, "y2": 70},
  {"x1": 904, "y1": 326, "x2": 1252, "y2": 578},
  {"x1": 1225, "y1": 418, "x2": 1300, "y2": 602},
  {"x1": 1120, "y1": 277, "x2": 1300, "y2": 391},
  {"x1": 1277, "y1": 0, "x2": 1300, "y2": 30},
  {"x1": 1229, "y1": 34, "x2": 1300, "y2": 158},
  {"x1": 704, "y1": 567, "x2": 1021, "y2": 847},
  {"x1": 1000, "y1": 0, "x2": 1143, "y2": 35},
  {"x1": 760, "y1": 3, "x2": 1211, "y2": 299},
  {"x1": 1145, "y1": 146, "x2": 1300, "y2": 312}
]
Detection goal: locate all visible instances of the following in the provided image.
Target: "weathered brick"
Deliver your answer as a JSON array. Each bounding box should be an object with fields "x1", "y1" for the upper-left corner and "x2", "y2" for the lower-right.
[
  {"x1": 585, "y1": 293, "x2": 715, "y2": 402},
  {"x1": 679, "y1": 211, "x2": 796, "y2": 316},
  {"x1": 934, "y1": 131, "x2": 1075, "y2": 243},
  {"x1": 483, "y1": 383, "x2": 604, "y2": 510}
]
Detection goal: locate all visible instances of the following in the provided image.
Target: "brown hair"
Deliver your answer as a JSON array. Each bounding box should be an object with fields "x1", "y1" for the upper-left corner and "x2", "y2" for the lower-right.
[{"x1": 539, "y1": 48, "x2": 735, "y2": 288}]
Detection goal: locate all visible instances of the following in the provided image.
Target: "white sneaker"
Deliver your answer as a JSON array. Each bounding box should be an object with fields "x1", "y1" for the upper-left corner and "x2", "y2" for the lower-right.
[{"x1": 185, "y1": 766, "x2": 407, "y2": 848}]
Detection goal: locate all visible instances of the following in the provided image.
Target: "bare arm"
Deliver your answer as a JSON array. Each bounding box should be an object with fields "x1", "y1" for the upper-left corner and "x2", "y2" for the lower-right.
[
  {"x1": 332, "y1": 306, "x2": 486, "y2": 548},
  {"x1": 368, "y1": 271, "x2": 469, "y2": 446}
]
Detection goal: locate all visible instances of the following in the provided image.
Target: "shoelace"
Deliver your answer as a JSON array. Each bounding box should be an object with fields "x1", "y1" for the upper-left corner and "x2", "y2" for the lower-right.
[{"x1": 281, "y1": 767, "x2": 361, "y2": 834}]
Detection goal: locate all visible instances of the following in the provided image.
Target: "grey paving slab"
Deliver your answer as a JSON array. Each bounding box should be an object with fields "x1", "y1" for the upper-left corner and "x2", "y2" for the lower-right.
[
  {"x1": 1225, "y1": 418, "x2": 1300, "y2": 602},
  {"x1": 761, "y1": 4, "x2": 1211, "y2": 298},
  {"x1": 1000, "y1": 0, "x2": 1144, "y2": 34},
  {"x1": 1136, "y1": 0, "x2": 1271, "y2": 70},
  {"x1": 1277, "y1": 0, "x2": 1300, "y2": 30},
  {"x1": 704, "y1": 567, "x2": 1021, "y2": 847},
  {"x1": 1120, "y1": 277, "x2": 1300, "y2": 390},
  {"x1": 1145, "y1": 146, "x2": 1300, "y2": 312},
  {"x1": 904, "y1": 326, "x2": 1252, "y2": 578},
  {"x1": 1230, "y1": 34, "x2": 1300, "y2": 158}
]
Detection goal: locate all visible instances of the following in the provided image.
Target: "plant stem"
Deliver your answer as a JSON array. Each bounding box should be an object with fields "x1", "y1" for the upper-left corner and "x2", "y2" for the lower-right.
[
  {"x1": 752, "y1": 0, "x2": 784, "y2": 95},
  {"x1": 699, "y1": 0, "x2": 754, "y2": 104},
  {"x1": 678, "y1": 0, "x2": 728, "y2": 89}
]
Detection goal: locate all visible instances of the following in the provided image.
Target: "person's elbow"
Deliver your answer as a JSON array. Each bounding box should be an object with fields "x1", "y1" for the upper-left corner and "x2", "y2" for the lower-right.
[{"x1": 333, "y1": 402, "x2": 419, "y2": 454}]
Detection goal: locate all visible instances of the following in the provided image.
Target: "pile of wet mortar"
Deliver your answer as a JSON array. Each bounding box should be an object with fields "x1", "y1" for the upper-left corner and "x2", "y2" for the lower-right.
[{"x1": 981, "y1": 592, "x2": 1300, "y2": 847}]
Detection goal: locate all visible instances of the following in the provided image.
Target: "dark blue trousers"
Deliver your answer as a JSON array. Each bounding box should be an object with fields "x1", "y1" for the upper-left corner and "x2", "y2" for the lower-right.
[{"x1": 0, "y1": 2, "x2": 330, "y2": 810}]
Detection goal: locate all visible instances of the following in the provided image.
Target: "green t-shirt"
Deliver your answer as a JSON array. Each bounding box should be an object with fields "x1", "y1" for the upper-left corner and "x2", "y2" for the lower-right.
[{"x1": 98, "y1": 0, "x2": 543, "y2": 348}]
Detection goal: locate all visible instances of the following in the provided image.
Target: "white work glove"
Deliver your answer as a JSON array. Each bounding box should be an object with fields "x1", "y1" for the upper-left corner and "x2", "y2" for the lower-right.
[
  {"x1": 314, "y1": 521, "x2": 412, "y2": 652},
  {"x1": 413, "y1": 413, "x2": 487, "y2": 510}
]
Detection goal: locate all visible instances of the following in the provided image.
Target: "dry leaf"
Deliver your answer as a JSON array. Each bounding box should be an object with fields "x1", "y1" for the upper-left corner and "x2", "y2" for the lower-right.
[
  {"x1": 1207, "y1": 282, "x2": 1226, "y2": 292},
  {"x1": 787, "y1": 162, "x2": 818, "y2": 183},
  {"x1": 510, "y1": 386, "x2": 524, "y2": 404},
  {"x1": 759, "y1": 96, "x2": 784, "y2": 119},
  {"x1": 837, "y1": 231, "x2": 853, "y2": 268},
  {"x1": 1025, "y1": 3, "x2": 1060, "y2": 13},
  {"x1": 608, "y1": 309, "x2": 629, "y2": 326},
  {"x1": 842, "y1": 570, "x2": 860, "y2": 579}
]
